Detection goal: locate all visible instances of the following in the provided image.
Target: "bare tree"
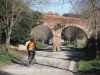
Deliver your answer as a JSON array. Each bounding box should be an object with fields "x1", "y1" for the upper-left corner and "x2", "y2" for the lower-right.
[
  {"x1": 31, "y1": 25, "x2": 53, "y2": 44},
  {"x1": 1, "y1": 0, "x2": 51, "y2": 52},
  {"x1": 62, "y1": 26, "x2": 87, "y2": 45},
  {"x1": 68, "y1": 0, "x2": 100, "y2": 58}
]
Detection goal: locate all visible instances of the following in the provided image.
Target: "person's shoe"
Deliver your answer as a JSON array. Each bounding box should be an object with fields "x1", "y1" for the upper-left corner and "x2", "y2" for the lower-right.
[
  {"x1": 28, "y1": 62, "x2": 31, "y2": 67},
  {"x1": 28, "y1": 63, "x2": 31, "y2": 67}
]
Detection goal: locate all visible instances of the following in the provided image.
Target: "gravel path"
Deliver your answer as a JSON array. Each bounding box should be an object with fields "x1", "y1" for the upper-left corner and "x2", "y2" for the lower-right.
[{"x1": 0, "y1": 46, "x2": 85, "y2": 75}]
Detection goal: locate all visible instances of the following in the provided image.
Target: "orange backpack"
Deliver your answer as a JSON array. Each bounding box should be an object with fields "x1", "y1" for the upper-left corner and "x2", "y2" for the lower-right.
[{"x1": 27, "y1": 42, "x2": 35, "y2": 50}]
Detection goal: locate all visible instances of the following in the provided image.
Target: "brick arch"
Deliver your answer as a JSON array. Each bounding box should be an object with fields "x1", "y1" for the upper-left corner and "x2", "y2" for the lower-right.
[
  {"x1": 30, "y1": 24, "x2": 53, "y2": 42},
  {"x1": 63, "y1": 24, "x2": 92, "y2": 39},
  {"x1": 61, "y1": 25, "x2": 88, "y2": 45},
  {"x1": 38, "y1": 13, "x2": 93, "y2": 51}
]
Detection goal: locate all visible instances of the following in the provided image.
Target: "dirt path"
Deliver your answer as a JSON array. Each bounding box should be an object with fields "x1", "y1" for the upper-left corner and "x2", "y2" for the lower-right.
[{"x1": 0, "y1": 46, "x2": 85, "y2": 75}]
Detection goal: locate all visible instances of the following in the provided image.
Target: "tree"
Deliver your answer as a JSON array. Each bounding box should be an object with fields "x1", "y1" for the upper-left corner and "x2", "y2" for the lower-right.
[
  {"x1": 62, "y1": 26, "x2": 87, "y2": 45},
  {"x1": 11, "y1": 10, "x2": 43, "y2": 44},
  {"x1": 0, "y1": 0, "x2": 51, "y2": 52},
  {"x1": 68, "y1": 0, "x2": 100, "y2": 59},
  {"x1": 11, "y1": 10, "x2": 31, "y2": 44},
  {"x1": 0, "y1": 0, "x2": 5, "y2": 43},
  {"x1": 62, "y1": 13, "x2": 81, "y2": 18},
  {"x1": 31, "y1": 25, "x2": 53, "y2": 44}
]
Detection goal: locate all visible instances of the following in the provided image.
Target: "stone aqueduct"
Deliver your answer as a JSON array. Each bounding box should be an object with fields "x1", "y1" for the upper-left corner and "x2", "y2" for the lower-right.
[{"x1": 37, "y1": 12, "x2": 93, "y2": 52}]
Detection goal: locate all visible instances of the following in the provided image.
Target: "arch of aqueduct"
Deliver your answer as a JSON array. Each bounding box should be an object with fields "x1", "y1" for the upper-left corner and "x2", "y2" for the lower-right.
[{"x1": 38, "y1": 12, "x2": 93, "y2": 52}]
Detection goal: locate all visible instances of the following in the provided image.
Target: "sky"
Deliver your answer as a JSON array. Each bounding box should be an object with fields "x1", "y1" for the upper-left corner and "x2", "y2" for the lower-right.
[
  {"x1": 30, "y1": 0, "x2": 72, "y2": 16},
  {"x1": 44, "y1": 3, "x2": 72, "y2": 15},
  {"x1": 44, "y1": 0, "x2": 72, "y2": 15}
]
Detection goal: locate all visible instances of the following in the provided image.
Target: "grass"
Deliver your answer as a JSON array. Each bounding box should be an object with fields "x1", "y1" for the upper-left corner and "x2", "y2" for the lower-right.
[
  {"x1": 65, "y1": 43, "x2": 85, "y2": 49},
  {"x1": 0, "y1": 45, "x2": 21, "y2": 67},
  {"x1": 79, "y1": 59, "x2": 100, "y2": 75},
  {"x1": 64, "y1": 40, "x2": 100, "y2": 75},
  {"x1": 0, "y1": 53, "x2": 19, "y2": 66},
  {"x1": 36, "y1": 42, "x2": 48, "y2": 49},
  {"x1": 66, "y1": 44, "x2": 77, "y2": 48},
  {"x1": 0, "y1": 52, "x2": 20, "y2": 66},
  {"x1": 76, "y1": 43, "x2": 86, "y2": 48},
  {"x1": 64, "y1": 38, "x2": 86, "y2": 49},
  {"x1": 79, "y1": 50, "x2": 100, "y2": 75},
  {"x1": 0, "y1": 42, "x2": 48, "y2": 67}
]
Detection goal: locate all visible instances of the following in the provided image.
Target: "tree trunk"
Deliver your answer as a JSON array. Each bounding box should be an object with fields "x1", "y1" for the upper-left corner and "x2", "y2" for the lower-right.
[
  {"x1": 95, "y1": 21, "x2": 99, "y2": 59},
  {"x1": 4, "y1": 19, "x2": 13, "y2": 52},
  {"x1": 5, "y1": 27, "x2": 11, "y2": 52},
  {"x1": 92, "y1": 0, "x2": 100, "y2": 59},
  {"x1": 68, "y1": 38, "x2": 70, "y2": 45}
]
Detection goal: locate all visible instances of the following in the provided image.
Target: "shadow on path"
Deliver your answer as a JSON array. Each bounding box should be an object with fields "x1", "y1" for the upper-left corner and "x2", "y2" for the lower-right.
[
  {"x1": 11, "y1": 59, "x2": 28, "y2": 67},
  {"x1": 0, "y1": 70, "x2": 13, "y2": 75},
  {"x1": 35, "y1": 62, "x2": 79, "y2": 75}
]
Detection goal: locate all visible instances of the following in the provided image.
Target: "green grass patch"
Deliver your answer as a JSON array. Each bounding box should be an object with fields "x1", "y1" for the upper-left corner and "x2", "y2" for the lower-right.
[
  {"x1": 79, "y1": 59, "x2": 100, "y2": 75},
  {"x1": 10, "y1": 47, "x2": 18, "y2": 51},
  {"x1": 76, "y1": 43, "x2": 86, "y2": 48},
  {"x1": 66, "y1": 44, "x2": 77, "y2": 48},
  {"x1": 79, "y1": 59, "x2": 100, "y2": 71},
  {"x1": 79, "y1": 50, "x2": 100, "y2": 75},
  {"x1": 0, "y1": 45, "x2": 21, "y2": 66},
  {"x1": 38, "y1": 44, "x2": 48, "y2": 49},
  {"x1": 36, "y1": 42, "x2": 48, "y2": 49},
  {"x1": 64, "y1": 43, "x2": 85, "y2": 49},
  {"x1": 0, "y1": 52, "x2": 20, "y2": 66}
]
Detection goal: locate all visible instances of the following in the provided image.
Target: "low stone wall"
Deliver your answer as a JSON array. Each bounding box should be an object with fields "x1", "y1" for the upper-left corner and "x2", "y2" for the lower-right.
[{"x1": 10, "y1": 41, "x2": 30, "y2": 50}]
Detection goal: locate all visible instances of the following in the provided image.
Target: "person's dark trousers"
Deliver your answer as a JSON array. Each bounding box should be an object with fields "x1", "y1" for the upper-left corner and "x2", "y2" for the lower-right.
[{"x1": 28, "y1": 50, "x2": 36, "y2": 60}]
